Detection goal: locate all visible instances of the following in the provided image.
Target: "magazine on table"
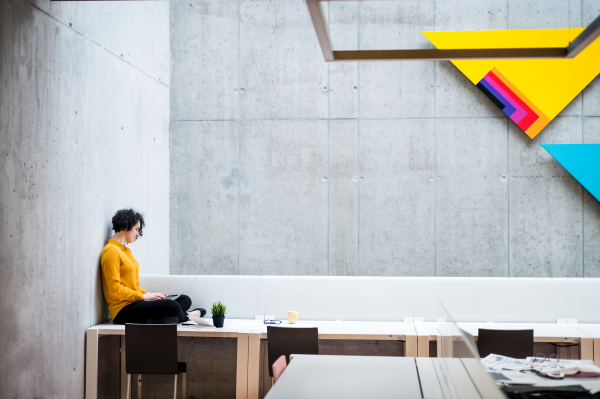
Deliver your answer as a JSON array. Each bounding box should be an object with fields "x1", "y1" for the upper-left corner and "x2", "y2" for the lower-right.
[{"x1": 181, "y1": 316, "x2": 216, "y2": 329}]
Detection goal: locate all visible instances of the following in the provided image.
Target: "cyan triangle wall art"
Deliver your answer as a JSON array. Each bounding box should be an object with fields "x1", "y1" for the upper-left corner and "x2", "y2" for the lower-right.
[
  {"x1": 542, "y1": 144, "x2": 600, "y2": 202},
  {"x1": 424, "y1": 29, "x2": 600, "y2": 139}
]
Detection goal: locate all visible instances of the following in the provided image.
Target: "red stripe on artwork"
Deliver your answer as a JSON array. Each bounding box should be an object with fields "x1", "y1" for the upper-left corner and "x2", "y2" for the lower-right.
[{"x1": 487, "y1": 70, "x2": 539, "y2": 131}]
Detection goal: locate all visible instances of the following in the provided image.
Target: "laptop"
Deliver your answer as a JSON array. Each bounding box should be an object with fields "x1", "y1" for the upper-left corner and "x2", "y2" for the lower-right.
[
  {"x1": 487, "y1": 370, "x2": 536, "y2": 386},
  {"x1": 151, "y1": 278, "x2": 197, "y2": 301}
]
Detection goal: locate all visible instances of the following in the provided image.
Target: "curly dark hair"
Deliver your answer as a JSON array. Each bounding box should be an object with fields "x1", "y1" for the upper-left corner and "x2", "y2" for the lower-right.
[{"x1": 111, "y1": 209, "x2": 145, "y2": 237}]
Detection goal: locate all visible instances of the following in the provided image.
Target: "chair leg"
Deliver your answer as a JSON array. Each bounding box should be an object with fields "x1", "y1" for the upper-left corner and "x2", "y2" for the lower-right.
[
  {"x1": 126, "y1": 374, "x2": 131, "y2": 399},
  {"x1": 137, "y1": 374, "x2": 142, "y2": 399},
  {"x1": 182, "y1": 372, "x2": 186, "y2": 399},
  {"x1": 173, "y1": 373, "x2": 178, "y2": 399}
]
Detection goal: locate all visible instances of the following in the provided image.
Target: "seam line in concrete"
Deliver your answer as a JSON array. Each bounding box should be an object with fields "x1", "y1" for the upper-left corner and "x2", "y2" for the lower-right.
[
  {"x1": 326, "y1": 2, "x2": 330, "y2": 277},
  {"x1": 237, "y1": 0, "x2": 242, "y2": 276},
  {"x1": 175, "y1": 116, "x2": 510, "y2": 122},
  {"x1": 19, "y1": 0, "x2": 168, "y2": 89},
  {"x1": 507, "y1": 119, "x2": 510, "y2": 277},
  {"x1": 327, "y1": 119, "x2": 330, "y2": 276},
  {"x1": 357, "y1": 0, "x2": 361, "y2": 277},
  {"x1": 200, "y1": 124, "x2": 206, "y2": 273},
  {"x1": 0, "y1": 0, "x2": 2, "y2": 145},
  {"x1": 433, "y1": 0, "x2": 437, "y2": 278},
  {"x1": 169, "y1": 3, "x2": 174, "y2": 274},
  {"x1": 582, "y1": 114, "x2": 585, "y2": 277}
]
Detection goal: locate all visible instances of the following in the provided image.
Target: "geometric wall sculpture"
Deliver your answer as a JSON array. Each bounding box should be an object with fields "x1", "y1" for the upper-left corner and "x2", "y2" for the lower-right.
[
  {"x1": 477, "y1": 67, "x2": 549, "y2": 137},
  {"x1": 542, "y1": 144, "x2": 600, "y2": 202},
  {"x1": 423, "y1": 29, "x2": 600, "y2": 139}
]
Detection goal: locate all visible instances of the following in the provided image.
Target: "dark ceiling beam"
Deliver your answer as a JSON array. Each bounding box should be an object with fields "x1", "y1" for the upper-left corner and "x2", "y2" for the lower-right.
[
  {"x1": 307, "y1": 0, "x2": 600, "y2": 62},
  {"x1": 333, "y1": 48, "x2": 568, "y2": 61},
  {"x1": 567, "y1": 13, "x2": 600, "y2": 58},
  {"x1": 306, "y1": 0, "x2": 334, "y2": 61}
]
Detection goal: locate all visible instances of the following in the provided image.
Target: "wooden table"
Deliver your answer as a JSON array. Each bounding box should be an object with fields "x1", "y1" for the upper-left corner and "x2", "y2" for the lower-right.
[
  {"x1": 86, "y1": 319, "x2": 419, "y2": 399},
  {"x1": 85, "y1": 319, "x2": 254, "y2": 399},
  {"x1": 264, "y1": 355, "x2": 506, "y2": 399},
  {"x1": 413, "y1": 322, "x2": 594, "y2": 360}
]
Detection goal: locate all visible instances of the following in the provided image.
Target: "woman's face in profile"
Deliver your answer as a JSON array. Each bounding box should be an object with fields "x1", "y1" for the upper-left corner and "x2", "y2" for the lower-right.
[{"x1": 124, "y1": 221, "x2": 141, "y2": 243}]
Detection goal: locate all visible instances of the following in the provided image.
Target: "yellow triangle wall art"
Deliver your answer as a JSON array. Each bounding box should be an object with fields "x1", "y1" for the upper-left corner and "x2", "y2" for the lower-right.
[{"x1": 423, "y1": 29, "x2": 600, "y2": 139}]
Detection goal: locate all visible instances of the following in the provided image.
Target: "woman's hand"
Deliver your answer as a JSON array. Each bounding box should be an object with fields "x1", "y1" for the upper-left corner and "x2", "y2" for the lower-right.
[{"x1": 142, "y1": 292, "x2": 168, "y2": 301}]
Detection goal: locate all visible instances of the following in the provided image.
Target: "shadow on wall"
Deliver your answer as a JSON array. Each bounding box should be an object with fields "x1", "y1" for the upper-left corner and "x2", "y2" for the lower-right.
[{"x1": 93, "y1": 223, "x2": 115, "y2": 325}]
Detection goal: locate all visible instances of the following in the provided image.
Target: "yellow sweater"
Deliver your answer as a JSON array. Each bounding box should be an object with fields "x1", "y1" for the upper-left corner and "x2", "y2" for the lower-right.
[{"x1": 100, "y1": 239, "x2": 147, "y2": 320}]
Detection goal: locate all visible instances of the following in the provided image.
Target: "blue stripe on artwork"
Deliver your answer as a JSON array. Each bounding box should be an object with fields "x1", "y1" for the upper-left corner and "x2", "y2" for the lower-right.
[{"x1": 480, "y1": 77, "x2": 516, "y2": 116}]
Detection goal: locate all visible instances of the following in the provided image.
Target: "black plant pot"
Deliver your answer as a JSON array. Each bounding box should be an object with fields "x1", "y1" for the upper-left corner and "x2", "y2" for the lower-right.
[{"x1": 213, "y1": 316, "x2": 225, "y2": 328}]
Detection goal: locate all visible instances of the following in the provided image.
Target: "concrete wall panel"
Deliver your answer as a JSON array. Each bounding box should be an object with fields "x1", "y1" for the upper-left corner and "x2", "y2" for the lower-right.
[
  {"x1": 583, "y1": 118, "x2": 600, "y2": 276},
  {"x1": 239, "y1": 0, "x2": 327, "y2": 120},
  {"x1": 0, "y1": 0, "x2": 169, "y2": 396},
  {"x1": 359, "y1": 62, "x2": 435, "y2": 119},
  {"x1": 509, "y1": 117, "x2": 583, "y2": 177},
  {"x1": 35, "y1": 0, "x2": 170, "y2": 83},
  {"x1": 238, "y1": 120, "x2": 328, "y2": 274},
  {"x1": 509, "y1": 177, "x2": 583, "y2": 277},
  {"x1": 508, "y1": 118, "x2": 584, "y2": 277},
  {"x1": 171, "y1": 0, "x2": 600, "y2": 279},
  {"x1": 508, "y1": 0, "x2": 570, "y2": 29},
  {"x1": 329, "y1": 120, "x2": 359, "y2": 276},
  {"x1": 326, "y1": 0, "x2": 359, "y2": 119},
  {"x1": 584, "y1": 0, "x2": 600, "y2": 24},
  {"x1": 358, "y1": 1, "x2": 434, "y2": 119},
  {"x1": 170, "y1": 0, "x2": 239, "y2": 121},
  {"x1": 435, "y1": 0, "x2": 507, "y2": 31},
  {"x1": 584, "y1": 80, "x2": 600, "y2": 117},
  {"x1": 170, "y1": 121, "x2": 240, "y2": 275},
  {"x1": 570, "y1": 0, "x2": 583, "y2": 27},
  {"x1": 436, "y1": 118, "x2": 508, "y2": 277},
  {"x1": 359, "y1": 0, "x2": 434, "y2": 50},
  {"x1": 435, "y1": 62, "x2": 506, "y2": 118},
  {"x1": 329, "y1": 62, "x2": 359, "y2": 119},
  {"x1": 358, "y1": 119, "x2": 435, "y2": 276}
]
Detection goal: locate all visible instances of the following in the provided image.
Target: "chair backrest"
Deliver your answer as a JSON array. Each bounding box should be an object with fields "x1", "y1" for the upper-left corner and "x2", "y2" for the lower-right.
[
  {"x1": 125, "y1": 324, "x2": 179, "y2": 375},
  {"x1": 267, "y1": 326, "x2": 319, "y2": 377},
  {"x1": 272, "y1": 355, "x2": 287, "y2": 383},
  {"x1": 477, "y1": 329, "x2": 534, "y2": 359}
]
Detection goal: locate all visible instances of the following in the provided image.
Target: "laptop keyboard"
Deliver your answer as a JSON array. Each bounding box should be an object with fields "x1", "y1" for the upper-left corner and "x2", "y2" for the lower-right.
[{"x1": 490, "y1": 372, "x2": 511, "y2": 381}]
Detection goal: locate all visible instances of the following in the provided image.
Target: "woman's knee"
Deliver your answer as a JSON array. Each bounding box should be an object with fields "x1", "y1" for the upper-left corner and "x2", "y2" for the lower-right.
[
  {"x1": 177, "y1": 295, "x2": 192, "y2": 312},
  {"x1": 161, "y1": 300, "x2": 183, "y2": 316}
]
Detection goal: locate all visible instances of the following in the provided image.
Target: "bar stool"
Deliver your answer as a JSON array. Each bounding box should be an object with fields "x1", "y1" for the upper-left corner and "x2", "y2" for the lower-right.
[
  {"x1": 267, "y1": 326, "x2": 319, "y2": 378},
  {"x1": 125, "y1": 323, "x2": 187, "y2": 399}
]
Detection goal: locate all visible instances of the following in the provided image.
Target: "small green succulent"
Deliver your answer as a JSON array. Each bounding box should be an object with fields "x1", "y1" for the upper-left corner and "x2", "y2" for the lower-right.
[{"x1": 210, "y1": 301, "x2": 230, "y2": 317}]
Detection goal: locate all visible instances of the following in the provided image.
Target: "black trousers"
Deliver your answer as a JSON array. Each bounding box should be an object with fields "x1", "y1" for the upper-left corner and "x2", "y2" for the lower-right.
[{"x1": 113, "y1": 295, "x2": 192, "y2": 324}]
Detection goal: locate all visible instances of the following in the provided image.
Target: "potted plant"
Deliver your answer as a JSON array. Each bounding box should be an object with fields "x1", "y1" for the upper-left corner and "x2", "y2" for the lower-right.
[{"x1": 211, "y1": 301, "x2": 229, "y2": 328}]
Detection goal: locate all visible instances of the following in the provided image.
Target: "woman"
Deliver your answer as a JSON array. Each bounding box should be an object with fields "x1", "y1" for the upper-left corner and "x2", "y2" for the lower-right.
[{"x1": 101, "y1": 209, "x2": 203, "y2": 324}]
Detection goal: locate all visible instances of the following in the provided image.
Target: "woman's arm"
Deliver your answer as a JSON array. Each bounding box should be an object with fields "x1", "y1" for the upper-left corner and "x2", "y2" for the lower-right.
[{"x1": 101, "y1": 248, "x2": 144, "y2": 302}]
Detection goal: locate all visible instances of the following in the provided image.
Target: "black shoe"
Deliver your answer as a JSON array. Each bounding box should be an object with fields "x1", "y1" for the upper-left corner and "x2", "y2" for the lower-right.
[
  {"x1": 191, "y1": 308, "x2": 207, "y2": 317},
  {"x1": 146, "y1": 316, "x2": 179, "y2": 324}
]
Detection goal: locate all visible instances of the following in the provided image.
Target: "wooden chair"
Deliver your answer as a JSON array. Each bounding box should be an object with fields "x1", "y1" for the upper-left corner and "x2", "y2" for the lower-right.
[
  {"x1": 267, "y1": 326, "x2": 319, "y2": 377},
  {"x1": 477, "y1": 329, "x2": 534, "y2": 359},
  {"x1": 125, "y1": 324, "x2": 187, "y2": 399}
]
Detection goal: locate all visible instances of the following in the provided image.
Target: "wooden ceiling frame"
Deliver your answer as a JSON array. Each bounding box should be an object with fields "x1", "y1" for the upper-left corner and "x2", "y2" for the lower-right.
[{"x1": 306, "y1": 0, "x2": 600, "y2": 62}]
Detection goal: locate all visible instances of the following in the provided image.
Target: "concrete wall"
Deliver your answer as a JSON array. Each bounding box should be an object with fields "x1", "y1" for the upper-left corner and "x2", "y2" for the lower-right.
[
  {"x1": 171, "y1": 0, "x2": 600, "y2": 278},
  {"x1": 0, "y1": 0, "x2": 170, "y2": 396}
]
